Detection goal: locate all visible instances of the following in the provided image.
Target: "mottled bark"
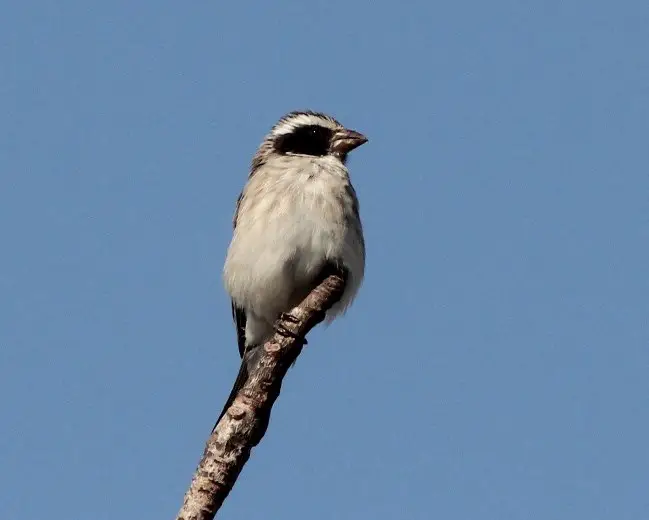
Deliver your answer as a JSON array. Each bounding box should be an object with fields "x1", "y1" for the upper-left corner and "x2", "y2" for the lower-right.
[{"x1": 176, "y1": 267, "x2": 347, "y2": 520}]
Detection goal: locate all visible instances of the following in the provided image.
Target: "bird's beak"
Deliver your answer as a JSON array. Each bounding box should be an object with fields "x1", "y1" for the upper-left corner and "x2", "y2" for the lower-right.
[{"x1": 331, "y1": 129, "x2": 368, "y2": 158}]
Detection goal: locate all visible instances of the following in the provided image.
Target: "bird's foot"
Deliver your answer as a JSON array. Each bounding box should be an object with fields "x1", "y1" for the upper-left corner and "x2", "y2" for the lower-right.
[
  {"x1": 280, "y1": 312, "x2": 300, "y2": 324},
  {"x1": 275, "y1": 313, "x2": 308, "y2": 345}
]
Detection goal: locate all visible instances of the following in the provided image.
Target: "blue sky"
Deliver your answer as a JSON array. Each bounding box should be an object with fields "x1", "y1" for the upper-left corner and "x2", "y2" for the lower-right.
[{"x1": 1, "y1": 1, "x2": 648, "y2": 519}]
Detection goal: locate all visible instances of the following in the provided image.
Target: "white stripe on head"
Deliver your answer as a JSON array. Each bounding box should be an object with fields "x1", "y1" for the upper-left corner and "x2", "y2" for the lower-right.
[{"x1": 270, "y1": 111, "x2": 342, "y2": 137}]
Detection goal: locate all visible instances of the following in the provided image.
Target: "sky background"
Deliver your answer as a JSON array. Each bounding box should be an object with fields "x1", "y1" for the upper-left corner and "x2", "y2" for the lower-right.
[{"x1": 1, "y1": 1, "x2": 648, "y2": 519}]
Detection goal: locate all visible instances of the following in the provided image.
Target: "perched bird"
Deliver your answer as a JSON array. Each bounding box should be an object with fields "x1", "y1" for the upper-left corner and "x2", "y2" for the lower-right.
[{"x1": 215, "y1": 110, "x2": 367, "y2": 428}]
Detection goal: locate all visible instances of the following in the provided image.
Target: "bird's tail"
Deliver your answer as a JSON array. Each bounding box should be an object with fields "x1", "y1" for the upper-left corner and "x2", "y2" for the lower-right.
[{"x1": 212, "y1": 358, "x2": 250, "y2": 432}]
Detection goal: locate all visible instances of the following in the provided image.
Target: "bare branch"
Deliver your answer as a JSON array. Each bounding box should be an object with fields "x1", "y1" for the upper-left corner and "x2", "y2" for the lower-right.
[{"x1": 176, "y1": 267, "x2": 347, "y2": 520}]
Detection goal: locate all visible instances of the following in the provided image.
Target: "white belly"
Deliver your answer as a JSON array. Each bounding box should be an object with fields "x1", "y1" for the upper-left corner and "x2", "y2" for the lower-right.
[{"x1": 223, "y1": 155, "x2": 364, "y2": 344}]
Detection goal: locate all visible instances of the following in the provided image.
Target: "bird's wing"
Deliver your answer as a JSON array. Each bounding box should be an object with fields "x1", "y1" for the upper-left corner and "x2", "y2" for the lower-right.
[
  {"x1": 231, "y1": 302, "x2": 247, "y2": 358},
  {"x1": 229, "y1": 187, "x2": 248, "y2": 358}
]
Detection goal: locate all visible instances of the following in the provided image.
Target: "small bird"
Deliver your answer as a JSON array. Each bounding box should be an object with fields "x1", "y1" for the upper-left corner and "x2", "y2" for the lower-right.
[{"x1": 216, "y1": 110, "x2": 367, "y2": 428}]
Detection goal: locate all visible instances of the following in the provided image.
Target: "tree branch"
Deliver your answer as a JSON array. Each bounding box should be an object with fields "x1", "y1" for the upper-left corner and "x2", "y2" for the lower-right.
[{"x1": 176, "y1": 267, "x2": 347, "y2": 520}]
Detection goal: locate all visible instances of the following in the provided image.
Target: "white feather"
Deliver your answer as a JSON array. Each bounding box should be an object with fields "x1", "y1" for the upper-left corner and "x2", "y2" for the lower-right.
[{"x1": 223, "y1": 153, "x2": 364, "y2": 346}]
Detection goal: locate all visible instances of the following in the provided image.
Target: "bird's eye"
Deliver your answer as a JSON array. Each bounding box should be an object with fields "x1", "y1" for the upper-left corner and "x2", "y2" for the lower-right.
[{"x1": 275, "y1": 125, "x2": 332, "y2": 157}]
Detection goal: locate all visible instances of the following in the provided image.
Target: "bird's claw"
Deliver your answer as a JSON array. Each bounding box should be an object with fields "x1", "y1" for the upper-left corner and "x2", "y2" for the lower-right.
[
  {"x1": 275, "y1": 316, "x2": 308, "y2": 345},
  {"x1": 280, "y1": 312, "x2": 300, "y2": 324}
]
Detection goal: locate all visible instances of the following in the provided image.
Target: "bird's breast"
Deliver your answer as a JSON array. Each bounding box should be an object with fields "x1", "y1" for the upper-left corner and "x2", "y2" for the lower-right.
[{"x1": 224, "y1": 157, "x2": 364, "y2": 319}]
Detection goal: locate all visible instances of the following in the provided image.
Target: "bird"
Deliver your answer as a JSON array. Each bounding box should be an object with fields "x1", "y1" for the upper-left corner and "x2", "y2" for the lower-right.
[{"x1": 215, "y1": 110, "x2": 367, "y2": 430}]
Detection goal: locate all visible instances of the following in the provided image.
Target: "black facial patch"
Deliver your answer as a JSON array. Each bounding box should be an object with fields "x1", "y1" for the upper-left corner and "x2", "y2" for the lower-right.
[{"x1": 274, "y1": 125, "x2": 333, "y2": 157}]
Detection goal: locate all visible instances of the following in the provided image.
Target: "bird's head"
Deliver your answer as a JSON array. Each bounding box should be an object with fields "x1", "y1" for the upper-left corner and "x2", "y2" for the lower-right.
[{"x1": 251, "y1": 111, "x2": 367, "y2": 174}]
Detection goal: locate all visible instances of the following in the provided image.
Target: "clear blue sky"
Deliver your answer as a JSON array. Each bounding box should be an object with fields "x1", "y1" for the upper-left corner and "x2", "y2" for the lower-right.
[{"x1": 2, "y1": 2, "x2": 648, "y2": 519}]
